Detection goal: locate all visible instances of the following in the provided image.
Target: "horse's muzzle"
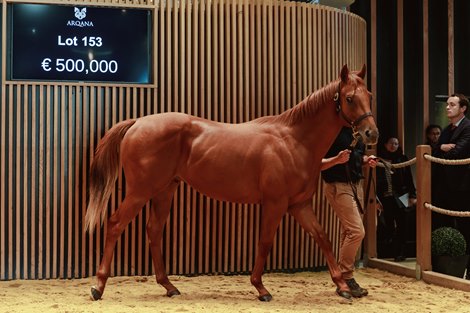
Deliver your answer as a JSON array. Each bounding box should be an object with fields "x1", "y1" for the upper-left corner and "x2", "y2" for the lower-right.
[{"x1": 362, "y1": 128, "x2": 379, "y2": 145}]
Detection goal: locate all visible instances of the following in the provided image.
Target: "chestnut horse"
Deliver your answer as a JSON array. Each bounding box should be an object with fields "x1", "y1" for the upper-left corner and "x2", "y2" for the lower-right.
[{"x1": 85, "y1": 64, "x2": 378, "y2": 302}]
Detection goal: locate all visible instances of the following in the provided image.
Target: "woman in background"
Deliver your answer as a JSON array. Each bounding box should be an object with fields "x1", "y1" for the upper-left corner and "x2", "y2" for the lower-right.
[{"x1": 376, "y1": 136, "x2": 417, "y2": 262}]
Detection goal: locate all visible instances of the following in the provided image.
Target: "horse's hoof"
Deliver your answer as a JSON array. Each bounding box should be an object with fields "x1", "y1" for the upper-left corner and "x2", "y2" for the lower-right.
[
  {"x1": 167, "y1": 289, "x2": 181, "y2": 297},
  {"x1": 336, "y1": 288, "x2": 352, "y2": 300},
  {"x1": 258, "y1": 293, "x2": 273, "y2": 302},
  {"x1": 90, "y1": 286, "x2": 102, "y2": 301}
]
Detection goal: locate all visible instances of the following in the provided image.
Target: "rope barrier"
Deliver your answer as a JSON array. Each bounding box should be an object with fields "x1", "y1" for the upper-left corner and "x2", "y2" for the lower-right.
[
  {"x1": 424, "y1": 202, "x2": 470, "y2": 217},
  {"x1": 376, "y1": 157, "x2": 416, "y2": 168},
  {"x1": 374, "y1": 150, "x2": 470, "y2": 218},
  {"x1": 423, "y1": 153, "x2": 470, "y2": 165},
  {"x1": 376, "y1": 153, "x2": 470, "y2": 167},
  {"x1": 421, "y1": 153, "x2": 470, "y2": 216}
]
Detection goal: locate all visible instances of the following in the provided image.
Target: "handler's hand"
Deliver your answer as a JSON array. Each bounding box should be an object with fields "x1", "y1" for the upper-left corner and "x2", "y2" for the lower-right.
[
  {"x1": 365, "y1": 155, "x2": 378, "y2": 168},
  {"x1": 335, "y1": 149, "x2": 351, "y2": 165}
]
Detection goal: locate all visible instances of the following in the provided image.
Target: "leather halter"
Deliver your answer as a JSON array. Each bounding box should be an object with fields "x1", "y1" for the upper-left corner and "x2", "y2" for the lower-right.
[{"x1": 333, "y1": 82, "x2": 373, "y2": 148}]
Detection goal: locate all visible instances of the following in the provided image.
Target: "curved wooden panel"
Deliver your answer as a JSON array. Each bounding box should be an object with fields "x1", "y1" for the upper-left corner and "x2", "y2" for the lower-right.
[{"x1": 0, "y1": 0, "x2": 366, "y2": 279}]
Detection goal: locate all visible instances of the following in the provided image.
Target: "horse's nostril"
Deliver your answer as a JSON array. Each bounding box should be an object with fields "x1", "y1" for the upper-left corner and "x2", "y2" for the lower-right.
[{"x1": 365, "y1": 130, "x2": 371, "y2": 137}]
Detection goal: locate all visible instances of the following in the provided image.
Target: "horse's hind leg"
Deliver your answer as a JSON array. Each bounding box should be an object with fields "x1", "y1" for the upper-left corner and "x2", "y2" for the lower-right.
[
  {"x1": 146, "y1": 182, "x2": 180, "y2": 297},
  {"x1": 90, "y1": 195, "x2": 148, "y2": 300},
  {"x1": 289, "y1": 204, "x2": 351, "y2": 299}
]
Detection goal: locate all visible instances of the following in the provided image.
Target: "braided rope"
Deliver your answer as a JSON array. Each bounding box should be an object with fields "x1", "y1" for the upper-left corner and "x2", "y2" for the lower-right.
[
  {"x1": 376, "y1": 157, "x2": 416, "y2": 169},
  {"x1": 375, "y1": 152, "x2": 470, "y2": 217},
  {"x1": 383, "y1": 161, "x2": 393, "y2": 196},
  {"x1": 423, "y1": 153, "x2": 470, "y2": 165},
  {"x1": 424, "y1": 202, "x2": 470, "y2": 217}
]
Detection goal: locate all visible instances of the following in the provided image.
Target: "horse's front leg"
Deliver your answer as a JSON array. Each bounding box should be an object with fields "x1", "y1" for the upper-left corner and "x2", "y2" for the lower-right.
[
  {"x1": 91, "y1": 194, "x2": 147, "y2": 300},
  {"x1": 289, "y1": 203, "x2": 351, "y2": 299},
  {"x1": 147, "y1": 184, "x2": 180, "y2": 297},
  {"x1": 251, "y1": 199, "x2": 287, "y2": 302}
]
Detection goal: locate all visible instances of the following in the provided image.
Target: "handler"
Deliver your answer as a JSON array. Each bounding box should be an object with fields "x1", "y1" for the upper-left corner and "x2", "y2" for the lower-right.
[{"x1": 321, "y1": 127, "x2": 377, "y2": 298}]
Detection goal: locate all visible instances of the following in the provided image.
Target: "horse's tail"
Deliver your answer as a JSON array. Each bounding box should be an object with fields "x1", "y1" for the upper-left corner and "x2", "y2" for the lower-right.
[{"x1": 84, "y1": 119, "x2": 137, "y2": 234}]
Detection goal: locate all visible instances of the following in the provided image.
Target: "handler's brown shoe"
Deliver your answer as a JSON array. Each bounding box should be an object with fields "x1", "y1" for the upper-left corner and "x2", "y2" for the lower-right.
[{"x1": 346, "y1": 278, "x2": 368, "y2": 298}]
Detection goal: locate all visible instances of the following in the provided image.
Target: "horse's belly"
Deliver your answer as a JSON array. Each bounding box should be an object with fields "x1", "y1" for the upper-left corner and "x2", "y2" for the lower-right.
[{"x1": 182, "y1": 175, "x2": 261, "y2": 204}]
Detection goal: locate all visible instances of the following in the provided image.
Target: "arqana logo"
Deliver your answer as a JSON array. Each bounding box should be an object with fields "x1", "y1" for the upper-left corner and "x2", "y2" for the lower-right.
[
  {"x1": 68, "y1": 7, "x2": 93, "y2": 27},
  {"x1": 74, "y1": 7, "x2": 86, "y2": 20}
]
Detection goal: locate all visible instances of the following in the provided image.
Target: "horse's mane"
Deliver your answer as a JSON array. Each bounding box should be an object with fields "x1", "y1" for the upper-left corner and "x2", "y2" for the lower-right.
[{"x1": 253, "y1": 79, "x2": 339, "y2": 126}]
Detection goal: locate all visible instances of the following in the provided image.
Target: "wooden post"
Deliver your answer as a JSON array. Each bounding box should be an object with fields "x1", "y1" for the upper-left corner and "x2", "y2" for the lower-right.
[{"x1": 416, "y1": 145, "x2": 432, "y2": 279}]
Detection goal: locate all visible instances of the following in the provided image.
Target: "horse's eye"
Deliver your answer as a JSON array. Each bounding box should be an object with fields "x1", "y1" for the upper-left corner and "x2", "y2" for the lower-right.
[{"x1": 346, "y1": 96, "x2": 353, "y2": 103}]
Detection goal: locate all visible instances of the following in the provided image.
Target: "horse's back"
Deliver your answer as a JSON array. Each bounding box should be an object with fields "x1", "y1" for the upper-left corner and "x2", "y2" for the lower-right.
[{"x1": 118, "y1": 112, "x2": 271, "y2": 201}]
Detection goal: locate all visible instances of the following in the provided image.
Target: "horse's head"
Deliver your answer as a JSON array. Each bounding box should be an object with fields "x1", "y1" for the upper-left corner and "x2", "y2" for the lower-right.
[{"x1": 334, "y1": 64, "x2": 379, "y2": 146}]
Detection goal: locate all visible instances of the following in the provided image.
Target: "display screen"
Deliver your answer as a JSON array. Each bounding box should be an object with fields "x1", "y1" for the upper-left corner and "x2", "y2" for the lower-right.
[{"x1": 9, "y1": 3, "x2": 152, "y2": 83}]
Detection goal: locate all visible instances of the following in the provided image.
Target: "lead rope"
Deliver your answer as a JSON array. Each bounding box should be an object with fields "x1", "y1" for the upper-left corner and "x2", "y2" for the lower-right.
[
  {"x1": 363, "y1": 166, "x2": 374, "y2": 214},
  {"x1": 345, "y1": 164, "x2": 364, "y2": 214},
  {"x1": 382, "y1": 159, "x2": 394, "y2": 197},
  {"x1": 346, "y1": 139, "x2": 365, "y2": 215}
]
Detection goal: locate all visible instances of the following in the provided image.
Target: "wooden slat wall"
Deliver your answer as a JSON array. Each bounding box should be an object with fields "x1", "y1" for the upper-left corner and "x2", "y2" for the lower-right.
[{"x1": 0, "y1": 0, "x2": 366, "y2": 280}]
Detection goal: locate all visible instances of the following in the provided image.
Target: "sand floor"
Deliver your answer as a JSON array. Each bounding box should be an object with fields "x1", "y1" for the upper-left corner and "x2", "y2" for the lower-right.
[{"x1": 1, "y1": 267, "x2": 470, "y2": 313}]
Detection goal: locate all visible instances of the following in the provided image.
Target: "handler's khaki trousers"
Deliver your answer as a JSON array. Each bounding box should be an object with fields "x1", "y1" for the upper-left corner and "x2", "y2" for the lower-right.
[{"x1": 323, "y1": 181, "x2": 365, "y2": 280}]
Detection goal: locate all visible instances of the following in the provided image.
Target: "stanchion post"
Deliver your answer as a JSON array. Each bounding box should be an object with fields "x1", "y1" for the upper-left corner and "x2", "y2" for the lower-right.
[{"x1": 416, "y1": 145, "x2": 432, "y2": 279}]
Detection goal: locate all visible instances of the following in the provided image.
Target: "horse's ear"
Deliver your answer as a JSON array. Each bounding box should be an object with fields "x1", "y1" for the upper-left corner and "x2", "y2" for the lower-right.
[
  {"x1": 340, "y1": 64, "x2": 349, "y2": 83},
  {"x1": 357, "y1": 64, "x2": 367, "y2": 79}
]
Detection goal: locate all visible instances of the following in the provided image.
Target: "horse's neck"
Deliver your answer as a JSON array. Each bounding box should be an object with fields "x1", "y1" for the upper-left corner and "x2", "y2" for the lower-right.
[{"x1": 289, "y1": 90, "x2": 344, "y2": 157}]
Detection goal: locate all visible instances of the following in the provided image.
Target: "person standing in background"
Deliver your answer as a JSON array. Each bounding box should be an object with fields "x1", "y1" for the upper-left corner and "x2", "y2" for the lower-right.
[
  {"x1": 432, "y1": 94, "x2": 470, "y2": 279},
  {"x1": 376, "y1": 136, "x2": 416, "y2": 262},
  {"x1": 425, "y1": 124, "x2": 442, "y2": 150}
]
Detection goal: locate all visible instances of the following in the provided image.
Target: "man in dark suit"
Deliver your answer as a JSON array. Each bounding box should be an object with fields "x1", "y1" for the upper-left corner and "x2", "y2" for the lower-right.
[{"x1": 432, "y1": 93, "x2": 470, "y2": 278}]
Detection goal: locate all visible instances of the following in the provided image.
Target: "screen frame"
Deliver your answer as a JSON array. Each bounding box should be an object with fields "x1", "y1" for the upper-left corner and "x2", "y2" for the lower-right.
[{"x1": 6, "y1": 2, "x2": 155, "y2": 85}]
